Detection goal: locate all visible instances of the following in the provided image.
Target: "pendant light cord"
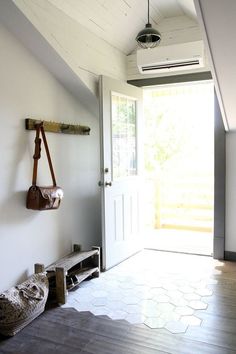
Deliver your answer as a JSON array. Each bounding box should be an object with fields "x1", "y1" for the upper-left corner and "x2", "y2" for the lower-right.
[{"x1": 148, "y1": 0, "x2": 150, "y2": 24}]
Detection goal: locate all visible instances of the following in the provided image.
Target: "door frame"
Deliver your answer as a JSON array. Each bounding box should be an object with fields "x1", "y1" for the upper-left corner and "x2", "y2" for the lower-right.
[{"x1": 128, "y1": 72, "x2": 226, "y2": 260}]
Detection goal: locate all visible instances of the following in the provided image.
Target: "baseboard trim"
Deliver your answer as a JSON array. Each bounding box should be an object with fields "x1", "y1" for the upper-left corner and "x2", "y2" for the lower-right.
[{"x1": 224, "y1": 251, "x2": 236, "y2": 261}]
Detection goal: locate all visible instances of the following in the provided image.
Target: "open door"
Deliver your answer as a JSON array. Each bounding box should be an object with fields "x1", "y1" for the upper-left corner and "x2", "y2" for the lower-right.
[{"x1": 99, "y1": 76, "x2": 143, "y2": 270}]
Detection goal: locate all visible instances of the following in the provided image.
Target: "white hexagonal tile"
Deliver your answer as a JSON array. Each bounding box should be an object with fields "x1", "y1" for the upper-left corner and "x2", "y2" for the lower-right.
[
  {"x1": 125, "y1": 304, "x2": 143, "y2": 314},
  {"x1": 159, "y1": 312, "x2": 180, "y2": 322},
  {"x1": 154, "y1": 294, "x2": 170, "y2": 303},
  {"x1": 122, "y1": 296, "x2": 140, "y2": 305},
  {"x1": 121, "y1": 289, "x2": 137, "y2": 297},
  {"x1": 106, "y1": 292, "x2": 124, "y2": 301},
  {"x1": 170, "y1": 297, "x2": 188, "y2": 307},
  {"x1": 144, "y1": 317, "x2": 166, "y2": 329},
  {"x1": 150, "y1": 288, "x2": 167, "y2": 297},
  {"x1": 167, "y1": 290, "x2": 183, "y2": 299},
  {"x1": 181, "y1": 315, "x2": 202, "y2": 326},
  {"x1": 195, "y1": 288, "x2": 213, "y2": 297},
  {"x1": 79, "y1": 281, "x2": 94, "y2": 289},
  {"x1": 73, "y1": 302, "x2": 92, "y2": 312},
  {"x1": 90, "y1": 307, "x2": 110, "y2": 316},
  {"x1": 162, "y1": 283, "x2": 177, "y2": 291},
  {"x1": 175, "y1": 306, "x2": 194, "y2": 316},
  {"x1": 184, "y1": 293, "x2": 201, "y2": 301},
  {"x1": 108, "y1": 310, "x2": 127, "y2": 320},
  {"x1": 157, "y1": 303, "x2": 175, "y2": 313},
  {"x1": 125, "y1": 288, "x2": 143, "y2": 300},
  {"x1": 139, "y1": 292, "x2": 154, "y2": 300},
  {"x1": 106, "y1": 300, "x2": 125, "y2": 310},
  {"x1": 92, "y1": 297, "x2": 108, "y2": 306},
  {"x1": 207, "y1": 278, "x2": 218, "y2": 285},
  {"x1": 140, "y1": 299, "x2": 158, "y2": 308},
  {"x1": 133, "y1": 278, "x2": 146, "y2": 286},
  {"x1": 165, "y1": 320, "x2": 188, "y2": 334},
  {"x1": 73, "y1": 294, "x2": 93, "y2": 303},
  {"x1": 105, "y1": 280, "x2": 120, "y2": 288},
  {"x1": 117, "y1": 276, "x2": 134, "y2": 283},
  {"x1": 135, "y1": 285, "x2": 150, "y2": 293},
  {"x1": 92, "y1": 290, "x2": 109, "y2": 298},
  {"x1": 125, "y1": 313, "x2": 146, "y2": 324},
  {"x1": 189, "y1": 300, "x2": 208, "y2": 310},
  {"x1": 76, "y1": 288, "x2": 92, "y2": 296},
  {"x1": 147, "y1": 279, "x2": 163, "y2": 287},
  {"x1": 172, "y1": 279, "x2": 188, "y2": 287},
  {"x1": 119, "y1": 282, "x2": 135, "y2": 289},
  {"x1": 179, "y1": 286, "x2": 195, "y2": 294},
  {"x1": 141, "y1": 305, "x2": 161, "y2": 317},
  {"x1": 191, "y1": 281, "x2": 208, "y2": 289}
]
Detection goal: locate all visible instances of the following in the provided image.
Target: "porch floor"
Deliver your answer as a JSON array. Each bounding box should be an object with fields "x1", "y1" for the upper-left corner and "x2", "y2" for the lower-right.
[{"x1": 144, "y1": 229, "x2": 213, "y2": 256}]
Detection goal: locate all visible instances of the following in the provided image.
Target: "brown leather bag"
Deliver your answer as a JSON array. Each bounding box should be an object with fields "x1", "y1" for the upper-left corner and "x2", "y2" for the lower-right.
[{"x1": 26, "y1": 123, "x2": 63, "y2": 210}]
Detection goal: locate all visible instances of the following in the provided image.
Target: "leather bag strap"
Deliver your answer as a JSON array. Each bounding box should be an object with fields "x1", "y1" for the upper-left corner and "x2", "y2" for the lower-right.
[
  {"x1": 32, "y1": 124, "x2": 42, "y2": 185},
  {"x1": 40, "y1": 125, "x2": 57, "y2": 186},
  {"x1": 32, "y1": 123, "x2": 57, "y2": 186}
]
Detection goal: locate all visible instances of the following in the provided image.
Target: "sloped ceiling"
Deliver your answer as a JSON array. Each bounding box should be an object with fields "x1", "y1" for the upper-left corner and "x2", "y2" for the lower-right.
[
  {"x1": 0, "y1": 0, "x2": 99, "y2": 115},
  {"x1": 0, "y1": 0, "x2": 202, "y2": 115},
  {"x1": 47, "y1": 0, "x2": 198, "y2": 54}
]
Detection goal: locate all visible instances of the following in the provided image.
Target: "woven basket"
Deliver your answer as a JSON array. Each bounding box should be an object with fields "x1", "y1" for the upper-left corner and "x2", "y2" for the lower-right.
[{"x1": 0, "y1": 273, "x2": 49, "y2": 336}]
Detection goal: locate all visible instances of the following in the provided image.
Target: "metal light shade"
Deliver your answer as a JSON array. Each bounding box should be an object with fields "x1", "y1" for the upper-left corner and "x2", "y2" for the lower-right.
[
  {"x1": 136, "y1": 23, "x2": 161, "y2": 49},
  {"x1": 136, "y1": 0, "x2": 161, "y2": 49}
]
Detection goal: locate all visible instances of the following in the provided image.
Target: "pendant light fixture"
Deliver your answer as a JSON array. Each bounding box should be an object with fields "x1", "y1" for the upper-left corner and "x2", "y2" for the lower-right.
[{"x1": 136, "y1": 0, "x2": 161, "y2": 49}]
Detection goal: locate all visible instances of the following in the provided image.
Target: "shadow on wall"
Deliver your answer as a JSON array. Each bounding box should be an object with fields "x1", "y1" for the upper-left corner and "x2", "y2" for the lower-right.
[
  {"x1": 0, "y1": 126, "x2": 36, "y2": 224},
  {"x1": 0, "y1": 191, "x2": 36, "y2": 225},
  {"x1": 58, "y1": 193, "x2": 102, "y2": 249},
  {"x1": 14, "y1": 270, "x2": 29, "y2": 286}
]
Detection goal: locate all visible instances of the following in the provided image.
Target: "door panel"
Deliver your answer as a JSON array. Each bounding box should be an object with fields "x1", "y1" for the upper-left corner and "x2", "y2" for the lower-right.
[{"x1": 99, "y1": 76, "x2": 143, "y2": 270}]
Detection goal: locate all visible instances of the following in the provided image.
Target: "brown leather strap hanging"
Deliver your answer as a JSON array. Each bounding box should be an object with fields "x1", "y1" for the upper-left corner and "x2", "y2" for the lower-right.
[
  {"x1": 40, "y1": 125, "x2": 57, "y2": 186},
  {"x1": 32, "y1": 123, "x2": 57, "y2": 186},
  {"x1": 32, "y1": 123, "x2": 42, "y2": 186}
]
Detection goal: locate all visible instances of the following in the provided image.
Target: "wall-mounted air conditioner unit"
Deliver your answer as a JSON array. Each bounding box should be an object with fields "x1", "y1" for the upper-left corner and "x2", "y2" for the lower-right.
[{"x1": 137, "y1": 40, "x2": 205, "y2": 74}]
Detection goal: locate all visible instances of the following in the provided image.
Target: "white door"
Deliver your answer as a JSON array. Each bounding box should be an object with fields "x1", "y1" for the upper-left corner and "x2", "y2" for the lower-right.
[{"x1": 99, "y1": 76, "x2": 143, "y2": 270}]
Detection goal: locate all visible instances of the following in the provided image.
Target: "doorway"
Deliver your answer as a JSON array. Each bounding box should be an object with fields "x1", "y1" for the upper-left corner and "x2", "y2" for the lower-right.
[{"x1": 143, "y1": 81, "x2": 214, "y2": 256}]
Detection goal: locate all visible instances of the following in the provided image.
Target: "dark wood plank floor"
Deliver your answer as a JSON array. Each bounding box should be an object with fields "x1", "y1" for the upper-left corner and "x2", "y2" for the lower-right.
[{"x1": 1, "y1": 259, "x2": 236, "y2": 354}]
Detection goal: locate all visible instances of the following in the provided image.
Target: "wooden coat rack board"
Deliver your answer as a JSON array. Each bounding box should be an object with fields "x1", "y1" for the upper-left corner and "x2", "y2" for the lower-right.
[{"x1": 25, "y1": 118, "x2": 90, "y2": 135}]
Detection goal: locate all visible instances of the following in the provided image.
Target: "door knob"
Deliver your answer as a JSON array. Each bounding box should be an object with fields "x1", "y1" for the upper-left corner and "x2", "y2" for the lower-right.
[{"x1": 105, "y1": 181, "x2": 112, "y2": 187}]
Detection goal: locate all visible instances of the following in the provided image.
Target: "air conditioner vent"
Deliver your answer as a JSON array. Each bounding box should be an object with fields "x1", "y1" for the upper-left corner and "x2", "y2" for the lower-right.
[
  {"x1": 137, "y1": 41, "x2": 205, "y2": 74},
  {"x1": 141, "y1": 60, "x2": 200, "y2": 72}
]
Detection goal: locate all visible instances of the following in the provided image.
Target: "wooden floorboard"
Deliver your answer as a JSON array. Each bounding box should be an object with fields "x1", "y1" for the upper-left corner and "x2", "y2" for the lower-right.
[
  {"x1": 1, "y1": 258, "x2": 236, "y2": 354},
  {"x1": 1, "y1": 307, "x2": 236, "y2": 354}
]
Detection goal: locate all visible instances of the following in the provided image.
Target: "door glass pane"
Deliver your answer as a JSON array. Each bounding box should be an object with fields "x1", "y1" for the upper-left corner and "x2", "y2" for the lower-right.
[{"x1": 111, "y1": 93, "x2": 137, "y2": 179}]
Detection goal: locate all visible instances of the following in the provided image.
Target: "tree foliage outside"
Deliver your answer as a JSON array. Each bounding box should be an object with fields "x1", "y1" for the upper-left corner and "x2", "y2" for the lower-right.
[
  {"x1": 143, "y1": 84, "x2": 214, "y2": 232},
  {"x1": 144, "y1": 93, "x2": 186, "y2": 173}
]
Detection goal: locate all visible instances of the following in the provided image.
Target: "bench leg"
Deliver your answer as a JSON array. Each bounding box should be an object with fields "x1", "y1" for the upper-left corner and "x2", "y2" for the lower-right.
[{"x1": 56, "y1": 267, "x2": 67, "y2": 305}]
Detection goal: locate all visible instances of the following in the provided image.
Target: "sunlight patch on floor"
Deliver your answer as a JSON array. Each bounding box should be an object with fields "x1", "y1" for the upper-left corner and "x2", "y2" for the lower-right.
[{"x1": 62, "y1": 250, "x2": 220, "y2": 334}]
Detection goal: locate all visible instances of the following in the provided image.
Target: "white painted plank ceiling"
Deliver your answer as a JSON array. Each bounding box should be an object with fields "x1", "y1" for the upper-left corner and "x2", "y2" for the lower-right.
[{"x1": 47, "y1": 0, "x2": 197, "y2": 54}]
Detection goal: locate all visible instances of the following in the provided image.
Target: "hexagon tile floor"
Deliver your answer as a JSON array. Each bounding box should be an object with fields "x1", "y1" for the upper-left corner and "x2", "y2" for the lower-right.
[{"x1": 62, "y1": 250, "x2": 221, "y2": 334}]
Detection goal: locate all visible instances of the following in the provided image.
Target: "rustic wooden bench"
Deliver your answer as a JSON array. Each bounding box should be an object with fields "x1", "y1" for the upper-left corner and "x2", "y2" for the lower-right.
[{"x1": 34, "y1": 244, "x2": 100, "y2": 305}]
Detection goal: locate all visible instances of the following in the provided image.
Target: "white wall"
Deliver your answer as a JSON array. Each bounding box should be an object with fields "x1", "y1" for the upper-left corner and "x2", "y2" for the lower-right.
[
  {"x1": 0, "y1": 23, "x2": 101, "y2": 292},
  {"x1": 226, "y1": 133, "x2": 236, "y2": 252},
  {"x1": 194, "y1": 0, "x2": 236, "y2": 131}
]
